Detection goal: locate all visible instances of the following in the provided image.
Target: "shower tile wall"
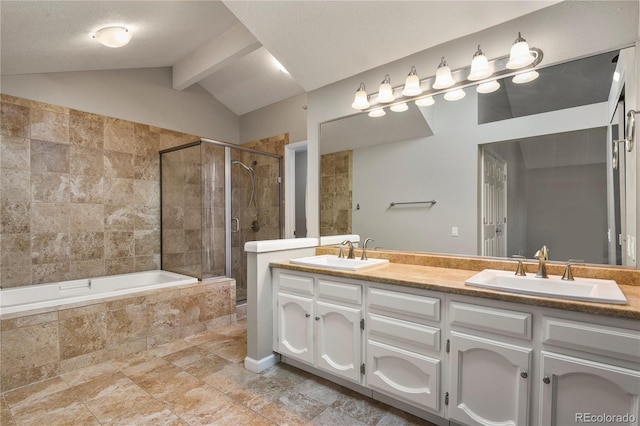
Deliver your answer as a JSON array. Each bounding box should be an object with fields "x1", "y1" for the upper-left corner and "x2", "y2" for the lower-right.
[
  {"x1": 0, "y1": 94, "x2": 198, "y2": 288},
  {"x1": 233, "y1": 134, "x2": 287, "y2": 300},
  {"x1": 320, "y1": 150, "x2": 353, "y2": 236}
]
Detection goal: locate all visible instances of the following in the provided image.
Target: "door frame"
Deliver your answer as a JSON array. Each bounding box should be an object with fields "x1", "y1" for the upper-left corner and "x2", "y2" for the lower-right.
[
  {"x1": 284, "y1": 140, "x2": 308, "y2": 239},
  {"x1": 480, "y1": 148, "x2": 508, "y2": 257}
]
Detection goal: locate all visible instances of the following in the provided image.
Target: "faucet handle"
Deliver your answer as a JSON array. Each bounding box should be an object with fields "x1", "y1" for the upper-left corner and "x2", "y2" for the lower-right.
[
  {"x1": 511, "y1": 255, "x2": 526, "y2": 276},
  {"x1": 561, "y1": 259, "x2": 585, "y2": 281},
  {"x1": 338, "y1": 246, "x2": 344, "y2": 258}
]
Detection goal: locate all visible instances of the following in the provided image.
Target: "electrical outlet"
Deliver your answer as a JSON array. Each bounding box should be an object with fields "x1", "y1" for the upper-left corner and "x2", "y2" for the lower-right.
[{"x1": 451, "y1": 227, "x2": 459, "y2": 237}]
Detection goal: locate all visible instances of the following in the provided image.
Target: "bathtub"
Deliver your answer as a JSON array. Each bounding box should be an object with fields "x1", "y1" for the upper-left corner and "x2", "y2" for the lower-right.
[{"x1": 0, "y1": 270, "x2": 199, "y2": 316}]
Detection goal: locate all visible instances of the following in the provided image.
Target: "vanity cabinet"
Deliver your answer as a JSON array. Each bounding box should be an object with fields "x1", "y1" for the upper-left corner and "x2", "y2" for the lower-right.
[
  {"x1": 273, "y1": 269, "x2": 364, "y2": 384},
  {"x1": 447, "y1": 301, "x2": 533, "y2": 426},
  {"x1": 538, "y1": 317, "x2": 640, "y2": 425},
  {"x1": 366, "y1": 284, "x2": 443, "y2": 413}
]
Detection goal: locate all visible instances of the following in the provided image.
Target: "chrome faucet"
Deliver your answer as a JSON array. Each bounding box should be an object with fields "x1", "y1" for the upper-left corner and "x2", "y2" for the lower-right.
[
  {"x1": 361, "y1": 238, "x2": 375, "y2": 260},
  {"x1": 342, "y1": 240, "x2": 355, "y2": 259},
  {"x1": 534, "y1": 245, "x2": 549, "y2": 278}
]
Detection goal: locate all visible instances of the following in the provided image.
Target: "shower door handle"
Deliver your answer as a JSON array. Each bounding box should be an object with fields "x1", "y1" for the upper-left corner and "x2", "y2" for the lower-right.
[{"x1": 232, "y1": 217, "x2": 240, "y2": 233}]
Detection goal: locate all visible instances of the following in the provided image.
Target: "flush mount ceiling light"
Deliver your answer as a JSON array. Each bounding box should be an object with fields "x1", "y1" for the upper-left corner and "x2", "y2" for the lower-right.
[
  {"x1": 506, "y1": 32, "x2": 536, "y2": 69},
  {"x1": 512, "y1": 70, "x2": 539, "y2": 84},
  {"x1": 92, "y1": 26, "x2": 132, "y2": 48},
  {"x1": 468, "y1": 45, "x2": 492, "y2": 81},
  {"x1": 415, "y1": 96, "x2": 435, "y2": 107},
  {"x1": 390, "y1": 102, "x2": 409, "y2": 112},
  {"x1": 376, "y1": 74, "x2": 395, "y2": 103},
  {"x1": 401, "y1": 66, "x2": 422, "y2": 96},
  {"x1": 444, "y1": 88, "x2": 466, "y2": 101},
  {"x1": 476, "y1": 80, "x2": 500, "y2": 94},
  {"x1": 351, "y1": 83, "x2": 370, "y2": 110},
  {"x1": 433, "y1": 57, "x2": 455, "y2": 89},
  {"x1": 368, "y1": 108, "x2": 386, "y2": 118}
]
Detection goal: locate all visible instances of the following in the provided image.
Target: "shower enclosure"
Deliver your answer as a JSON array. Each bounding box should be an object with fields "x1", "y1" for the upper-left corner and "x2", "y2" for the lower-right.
[{"x1": 160, "y1": 138, "x2": 282, "y2": 302}]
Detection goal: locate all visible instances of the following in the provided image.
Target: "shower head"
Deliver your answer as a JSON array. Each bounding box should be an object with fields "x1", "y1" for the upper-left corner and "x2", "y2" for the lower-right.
[{"x1": 232, "y1": 160, "x2": 254, "y2": 172}]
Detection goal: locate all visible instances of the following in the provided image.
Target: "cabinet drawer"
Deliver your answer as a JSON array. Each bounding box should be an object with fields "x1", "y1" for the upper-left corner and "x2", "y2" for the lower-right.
[
  {"x1": 368, "y1": 313, "x2": 440, "y2": 354},
  {"x1": 368, "y1": 287, "x2": 440, "y2": 323},
  {"x1": 277, "y1": 271, "x2": 314, "y2": 296},
  {"x1": 543, "y1": 317, "x2": 640, "y2": 362},
  {"x1": 450, "y1": 302, "x2": 532, "y2": 340},
  {"x1": 318, "y1": 279, "x2": 362, "y2": 305}
]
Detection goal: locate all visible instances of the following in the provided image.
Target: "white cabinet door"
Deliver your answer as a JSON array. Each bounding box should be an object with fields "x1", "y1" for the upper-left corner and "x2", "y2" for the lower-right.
[
  {"x1": 315, "y1": 300, "x2": 362, "y2": 383},
  {"x1": 449, "y1": 331, "x2": 532, "y2": 426},
  {"x1": 278, "y1": 292, "x2": 314, "y2": 364},
  {"x1": 540, "y1": 351, "x2": 640, "y2": 426},
  {"x1": 367, "y1": 339, "x2": 440, "y2": 411}
]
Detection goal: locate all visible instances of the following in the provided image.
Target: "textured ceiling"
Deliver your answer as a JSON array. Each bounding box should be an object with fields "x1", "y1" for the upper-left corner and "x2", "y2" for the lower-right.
[{"x1": 1, "y1": 0, "x2": 562, "y2": 115}]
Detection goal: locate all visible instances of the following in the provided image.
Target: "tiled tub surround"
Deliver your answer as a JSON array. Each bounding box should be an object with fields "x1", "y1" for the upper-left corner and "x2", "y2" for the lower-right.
[
  {"x1": 0, "y1": 94, "x2": 199, "y2": 289},
  {"x1": 0, "y1": 277, "x2": 236, "y2": 392}
]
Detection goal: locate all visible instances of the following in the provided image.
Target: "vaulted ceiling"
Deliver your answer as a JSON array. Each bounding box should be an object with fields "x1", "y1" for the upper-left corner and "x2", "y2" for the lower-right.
[{"x1": 0, "y1": 1, "x2": 561, "y2": 116}]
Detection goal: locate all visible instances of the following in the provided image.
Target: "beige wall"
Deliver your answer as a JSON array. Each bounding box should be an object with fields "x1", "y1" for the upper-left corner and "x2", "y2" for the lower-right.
[
  {"x1": 239, "y1": 93, "x2": 307, "y2": 144},
  {"x1": 0, "y1": 94, "x2": 198, "y2": 288}
]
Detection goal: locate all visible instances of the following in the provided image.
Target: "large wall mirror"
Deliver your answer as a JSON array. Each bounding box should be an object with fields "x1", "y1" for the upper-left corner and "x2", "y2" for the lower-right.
[{"x1": 319, "y1": 46, "x2": 636, "y2": 267}]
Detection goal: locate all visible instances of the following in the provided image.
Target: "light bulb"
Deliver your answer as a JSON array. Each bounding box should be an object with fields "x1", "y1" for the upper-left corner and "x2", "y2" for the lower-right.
[
  {"x1": 476, "y1": 80, "x2": 500, "y2": 94},
  {"x1": 390, "y1": 103, "x2": 408, "y2": 112},
  {"x1": 506, "y1": 32, "x2": 536, "y2": 69},
  {"x1": 512, "y1": 70, "x2": 539, "y2": 84},
  {"x1": 368, "y1": 108, "x2": 386, "y2": 118},
  {"x1": 468, "y1": 45, "x2": 492, "y2": 81},
  {"x1": 433, "y1": 57, "x2": 455, "y2": 89},
  {"x1": 415, "y1": 96, "x2": 435, "y2": 107},
  {"x1": 376, "y1": 74, "x2": 395, "y2": 103},
  {"x1": 92, "y1": 26, "x2": 132, "y2": 48},
  {"x1": 444, "y1": 88, "x2": 466, "y2": 101},
  {"x1": 351, "y1": 83, "x2": 370, "y2": 110},
  {"x1": 401, "y1": 66, "x2": 422, "y2": 96}
]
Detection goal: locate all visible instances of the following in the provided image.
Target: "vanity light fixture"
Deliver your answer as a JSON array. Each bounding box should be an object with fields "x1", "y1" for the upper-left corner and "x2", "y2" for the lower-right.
[
  {"x1": 92, "y1": 26, "x2": 132, "y2": 48},
  {"x1": 401, "y1": 66, "x2": 423, "y2": 96},
  {"x1": 415, "y1": 96, "x2": 435, "y2": 107},
  {"x1": 506, "y1": 32, "x2": 536, "y2": 69},
  {"x1": 376, "y1": 74, "x2": 395, "y2": 103},
  {"x1": 444, "y1": 88, "x2": 466, "y2": 101},
  {"x1": 390, "y1": 102, "x2": 409, "y2": 112},
  {"x1": 433, "y1": 57, "x2": 455, "y2": 89},
  {"x1": 351, "y1": 83, "x2": 370, "y2": 110},
  {"x1": 512, "y1": 70, "x2": 539, "y2": 84},
  {"x1": 467, "y1": 45, "x2": 492, "y2": 81},
  {"x1": 476, "y1": 80, "x2": 500, "y2": 94},
  {"x1": 368, "y1": 108, "x2": 386, "y2": 118},
  {"x1": 349, "y1": 36, "x2": 543, "y2": 116}
]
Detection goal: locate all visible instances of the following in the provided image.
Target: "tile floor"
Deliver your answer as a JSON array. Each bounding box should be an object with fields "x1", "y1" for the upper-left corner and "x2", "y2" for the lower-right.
[{"x1": 1, "y1": 320, "x2": 436, "y2": 425}]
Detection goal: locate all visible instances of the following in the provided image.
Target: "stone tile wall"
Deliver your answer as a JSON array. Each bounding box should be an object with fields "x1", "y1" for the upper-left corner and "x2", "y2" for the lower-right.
[
  {"x1": 0, "y1": 94, "x2": 198, "y2": 288},
  {"x1": 0, "y1": 278, "x2": 236, "y2": 392},
  {"x1": 320, "y1": 150, "x2": 353, "y2": 235}
]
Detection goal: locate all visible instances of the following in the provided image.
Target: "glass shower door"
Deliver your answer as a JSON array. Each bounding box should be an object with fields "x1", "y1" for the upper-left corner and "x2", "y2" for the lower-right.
[{"x1": 230, "y1": 149, "x2": 282, "y2": 302}]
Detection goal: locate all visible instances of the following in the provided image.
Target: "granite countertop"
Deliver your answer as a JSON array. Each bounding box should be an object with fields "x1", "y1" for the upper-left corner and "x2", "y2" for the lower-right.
[{"x1": 271, "y1": 260, "x2": 640, "y2": 320}]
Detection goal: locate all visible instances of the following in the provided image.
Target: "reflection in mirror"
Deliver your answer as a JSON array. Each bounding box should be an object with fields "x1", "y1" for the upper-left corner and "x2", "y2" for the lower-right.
[{"x1": 319, "y1": 48, "x2": 635, "y2": 266}]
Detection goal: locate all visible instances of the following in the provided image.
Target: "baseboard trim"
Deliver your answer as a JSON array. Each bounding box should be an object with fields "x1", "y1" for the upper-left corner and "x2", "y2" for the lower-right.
[{"x1": 244, "y1": 353, "x2": 279, "y2": 373}]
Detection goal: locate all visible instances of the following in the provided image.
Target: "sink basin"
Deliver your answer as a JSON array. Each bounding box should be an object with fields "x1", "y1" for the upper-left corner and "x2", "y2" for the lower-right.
[
  {"x1": 465, "y1": 269, "x2": 627, "y2": 304},
  {"x1": 290, "y1": 254, "x2": 389, "y2": 271}
]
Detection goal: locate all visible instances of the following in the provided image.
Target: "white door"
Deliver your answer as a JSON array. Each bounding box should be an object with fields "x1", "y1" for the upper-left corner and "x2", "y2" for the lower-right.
[
  {"x1": 278, "y1": 293, "x2": 314, "y2": 364},
  {"x1": 367, "y1": 339, "x2": 440, "y2": 411},
  {"x1": 481, "y1": 150, "x2": 507, "y2": 257},
  {"x1": 449, "y1": 331, "x2": 531, "y2": 426},
  {"x1": 540, "y1": 351, "x2": 640, "y2": 426},
  {"x1": 315, "y1": 301, "x2": 362, "y2": 383}
]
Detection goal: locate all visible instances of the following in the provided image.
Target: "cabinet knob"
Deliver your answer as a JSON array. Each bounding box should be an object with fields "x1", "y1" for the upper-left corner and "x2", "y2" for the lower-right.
[
  {"x1": 543, "y1": 376, "x2": 551, "y2": 384},
  {"x1": 315, "y1": 317, "x2": 320, "y2": 321},
  {"x1": 520, "y1": 371, "x2": 528, "y2": 379},
  {"x1": 305, "y1": 313, "x2": 310, "y2": 318}
]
